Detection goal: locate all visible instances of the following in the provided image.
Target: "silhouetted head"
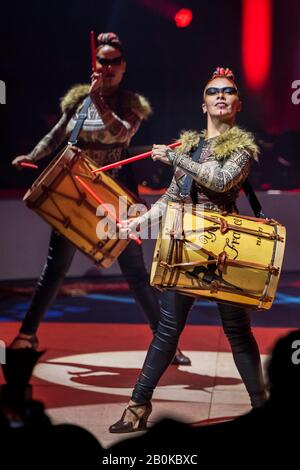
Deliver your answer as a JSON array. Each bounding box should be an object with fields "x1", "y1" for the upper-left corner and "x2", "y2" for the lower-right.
[{"x1": 266, "y1": 330, "x2": 300, "y2": 404}]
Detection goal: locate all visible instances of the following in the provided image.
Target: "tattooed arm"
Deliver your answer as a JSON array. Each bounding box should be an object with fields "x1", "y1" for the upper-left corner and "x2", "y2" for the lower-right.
[
  {"x1": 131, "y1": 175, "x2": 181, "y2": 229},
  {"x1": 90, "y1": 92, "x2": 142, "y2": 144},
  {"x1": 12, "y1": 112, "x2": 71, "y2": 168},
  {"x1": 28, "y1": 113, "x2": 70, "y2": 162},
  {"x1": 169, "y1": 149, "x2": 252, "y2": 193}
]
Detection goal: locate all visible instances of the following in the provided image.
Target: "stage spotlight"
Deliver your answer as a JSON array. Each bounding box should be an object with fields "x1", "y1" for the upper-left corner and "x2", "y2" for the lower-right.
[{"x1": 174, "y1": 8, "x2": 193, "y2": 28}]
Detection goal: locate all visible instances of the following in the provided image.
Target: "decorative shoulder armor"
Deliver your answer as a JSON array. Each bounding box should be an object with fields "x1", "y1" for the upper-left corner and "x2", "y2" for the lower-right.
[
  {"x1": 122, "y1": 91, "x2": 152, "y2": 119},
  {"x1": 175, "y1": 127, "x2": 259, "y2": 161},
  {"x1": 60, "y1": 84, "x2": 90, "y2": 115}
]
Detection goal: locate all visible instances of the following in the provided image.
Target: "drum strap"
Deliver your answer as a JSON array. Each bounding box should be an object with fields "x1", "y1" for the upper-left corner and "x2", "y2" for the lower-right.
[
  {"x1": 242, "y1": 179, "x2": 265, "y2": 218},
  {"x1": 69, "y1": 100, "x2": 264, "y2": 217},
  {"x1": 179, "y1": 137, "x2": 265, "y2": 218},
  {"x1": 179, "y1": 138, "x2": 206, "y2": 200},
  {"x1": 68, "y1": 96, "x2": 92, "y2": 145}
]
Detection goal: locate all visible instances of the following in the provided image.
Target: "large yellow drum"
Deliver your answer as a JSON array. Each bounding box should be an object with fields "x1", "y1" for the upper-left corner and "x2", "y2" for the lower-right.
[
  {"x1": 24, "y1": 145, "x2": 139, "y2": 268},
  {"x1": 150, "y1": 202, "x2": 286, "y2": 310}
]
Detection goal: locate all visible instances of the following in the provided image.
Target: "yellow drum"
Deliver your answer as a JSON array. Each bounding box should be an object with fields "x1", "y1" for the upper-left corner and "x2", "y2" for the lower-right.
[
  {"x1": 24, "y1": 145, "x2": 139, "y2": 268},
  {"x1": 150, "y1": 202, "x2": 286, "y2": 310}
]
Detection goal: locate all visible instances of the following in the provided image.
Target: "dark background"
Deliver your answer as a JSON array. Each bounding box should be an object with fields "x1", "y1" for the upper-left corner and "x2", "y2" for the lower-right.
[{"x1": 0, "y1": 0, "x2": 299, "y2": 191}]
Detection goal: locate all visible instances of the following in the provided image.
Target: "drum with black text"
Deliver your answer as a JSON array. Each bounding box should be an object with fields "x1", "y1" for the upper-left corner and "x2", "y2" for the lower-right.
[{"x1": 150, "y1": 202, "x2": 286, "y2": 310}]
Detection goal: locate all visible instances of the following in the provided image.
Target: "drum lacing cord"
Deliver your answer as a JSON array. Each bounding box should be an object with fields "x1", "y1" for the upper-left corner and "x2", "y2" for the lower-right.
[
  {"x1": 160, "y1": 249, "x2": 228, "y2": 275},
  {"x1": 177, "y1": 212, "x2": 283, "y2": 241},
  {"x1": 159, "y1": 242, "x2": 271, "y2": 298},
  {"x1": 191, "y1": 206, "x2": 279, "y2": 227},
  {"x1": 41, "y1": 185, "x2": 71, "y2": 226},
  {"x1": 219, "y1": 218, "x2": 228, "y2": 234},
  {"x1": 258, "y1": 284, "x2": 273, "y2": 303},
  {"x1": 38, "y1": 181, "x2": 111, "y2": 258},
  {"x1": 159, "y1": 248, "x2": 280, "y2": 276},
  {"x1": 202, "y1": 214, "x2": 283, "y2": 241}
]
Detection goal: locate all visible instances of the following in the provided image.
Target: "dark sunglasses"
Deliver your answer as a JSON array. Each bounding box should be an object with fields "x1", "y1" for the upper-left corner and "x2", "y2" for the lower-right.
[
  {"x1": 205, "y1": 86, "x2": 238, "y2": 95},
  {"x1": 96, "y1": 56, "x2": 123, "y2": 66}
]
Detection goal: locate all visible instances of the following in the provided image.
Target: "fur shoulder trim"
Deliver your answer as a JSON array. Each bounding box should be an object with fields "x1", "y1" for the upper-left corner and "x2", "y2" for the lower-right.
[
  {"x1": 124, "y1": 91, "x2": 152, "y2": 119},
  {"x1": 177, "y1": 130, "x2": 203, "y2": 154},
  {"x1": 60, "y1": 84, "x2": 90, "y2": 114},
  {"x1": 60, "y1": 86, "x2": 152, "y2": 119},
  {"x1": 213, "y1": 126, "x2": 259, "y2": 160},
  {"x1": 176, "y1": 126, "x2": 259, "y2": 161}
]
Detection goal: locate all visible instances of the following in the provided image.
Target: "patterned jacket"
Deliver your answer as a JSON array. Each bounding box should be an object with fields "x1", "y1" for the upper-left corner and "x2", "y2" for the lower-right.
[
  {"x1": 139, "y1": 126, "x2": 259, "y2": 224},
  {"x1": 28, "y1": 84, "x2": 151, "y2": 168}
]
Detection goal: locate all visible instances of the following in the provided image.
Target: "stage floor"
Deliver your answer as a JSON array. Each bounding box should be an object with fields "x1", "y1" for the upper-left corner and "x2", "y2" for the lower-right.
[
  {"x1": 0, "y1": 322, "x2": 293, "y2": 448},
  {"x1": 0, "y1": 273, "x2": 299, "y2": 448}
]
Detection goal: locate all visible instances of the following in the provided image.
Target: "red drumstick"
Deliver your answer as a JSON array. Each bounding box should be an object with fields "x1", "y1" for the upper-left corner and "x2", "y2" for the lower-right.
[
  {"x1": 92, "y1": 141, "x2": 181, "y2": 174},
  {"x1": 75, "y1": 176, "x2": 142, "y2": 246},
  {"x1": 90, "y1": 30, "x2": 97, "y2": 72},
  {"x1": 20, "y1": 162, "x2": 38, "y2": 169}
]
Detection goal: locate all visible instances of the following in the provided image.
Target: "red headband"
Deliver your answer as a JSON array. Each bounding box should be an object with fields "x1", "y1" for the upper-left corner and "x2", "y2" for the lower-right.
[{"x1": 210, "y1": 67, "x2": 235, "y2": 82}]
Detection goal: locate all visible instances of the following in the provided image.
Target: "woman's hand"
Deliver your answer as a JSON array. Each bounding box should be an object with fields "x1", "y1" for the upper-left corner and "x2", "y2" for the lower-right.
[
  {"x1": 12, "y1": 155, "x2": 34, "y2": 169},
  {"x1": 117, "y1": 218, "x2": 141, "y2": 240},
  {"x1": 89, "y1": 71, "x2": 104, "y2": 94},
  {"x1": 151, "y1": 145, "x2": 174, "y2": 166}
]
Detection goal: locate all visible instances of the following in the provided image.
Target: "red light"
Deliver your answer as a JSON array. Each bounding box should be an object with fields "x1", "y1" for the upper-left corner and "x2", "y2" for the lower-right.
[
  {"x1": 174, "y1": 8, "x2": 193, "y2": 28},
  {"x1": 260, "y1": 183, "x2": 271, "y2": 190},
  {"x1": 242, "y1": 0, "x2": 272, "y2": 92}
]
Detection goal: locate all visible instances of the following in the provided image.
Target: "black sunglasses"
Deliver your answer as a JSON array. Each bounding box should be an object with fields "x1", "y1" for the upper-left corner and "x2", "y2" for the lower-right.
[
  {"x1": 96, "y1": 56, "x2": 123, "y2": 66},
  {"x1": 205, "y1": 86, "x2": 238, "y2": 96}
]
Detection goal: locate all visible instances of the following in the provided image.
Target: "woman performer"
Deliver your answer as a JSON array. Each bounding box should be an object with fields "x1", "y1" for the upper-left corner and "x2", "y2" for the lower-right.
[
  {"x1": 109, "y1": 67, "x2": 267, "y2": 433},
  {"x1": 10, "y1": 32, "x2": 190, "y2": 366}
]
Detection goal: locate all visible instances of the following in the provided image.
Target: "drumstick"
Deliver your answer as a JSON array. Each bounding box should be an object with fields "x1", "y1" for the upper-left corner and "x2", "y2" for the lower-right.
[
  {"x1": 92, "y1": 141, "x2": 181, "y2": 174},
  {"x1": 20, "y1": 162, "x2": 39, "y2": 169},
  {"x1": 90, "y1": 30, "x2": 97, "y2": 72},
  {"x1": 75, "y1": 175, "x2": 142, "y2": 246}
]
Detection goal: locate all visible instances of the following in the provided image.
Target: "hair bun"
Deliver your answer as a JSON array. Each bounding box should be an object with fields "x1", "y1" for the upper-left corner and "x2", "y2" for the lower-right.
[{"x1": 97, "y1": 32, "x2": 123, "y2": 53}]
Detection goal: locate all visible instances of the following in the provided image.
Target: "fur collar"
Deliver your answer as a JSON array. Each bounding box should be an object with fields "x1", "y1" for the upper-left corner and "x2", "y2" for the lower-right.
[
  {"x1": 60, "y1": 84, "x2": 152, "y2": 119},
  {"x1": 177, "y1": 126, "x2": 259, "y2": 161}
]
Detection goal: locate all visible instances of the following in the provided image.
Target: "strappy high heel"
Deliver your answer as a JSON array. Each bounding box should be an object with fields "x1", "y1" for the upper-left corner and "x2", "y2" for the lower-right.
[
  {"x1": 172, "y1": 348, "x2": 191, "y2": 366},
  {"x1": 9, "y1": 333, "x2": 39, "y2": 350},
  {"x1": 109, "y1": 402, "x2": 152, "y2": 433}
]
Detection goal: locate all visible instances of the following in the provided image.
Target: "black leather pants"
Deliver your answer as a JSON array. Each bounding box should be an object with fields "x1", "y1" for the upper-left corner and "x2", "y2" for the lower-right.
[
  {"x1": 21, "y1": 230, "x2": 160, "y2": 335},
  {"x1": 132, "y1": 290, "x2": 266, "y2": 408}
]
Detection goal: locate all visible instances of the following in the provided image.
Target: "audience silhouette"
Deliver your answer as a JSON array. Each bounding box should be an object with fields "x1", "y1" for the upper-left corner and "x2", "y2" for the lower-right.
[
  {"x1": 1, "y1": 330, "x2": 299, "y2": 467},
  {"x1": 0, "y1": 348, "x2": 103, "y2": 466},
  {"x1": 109, "y1": 330, "x2": 300, "y2": 466}
]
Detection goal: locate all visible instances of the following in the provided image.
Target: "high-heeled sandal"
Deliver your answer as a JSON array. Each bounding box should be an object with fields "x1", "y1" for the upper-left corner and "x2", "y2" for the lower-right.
[
  {"x1": 109, "y1": 402, "x2": 152, "y2": 433},
  {"x1": 172, "y1": 348, "x2": 191, "y2": 366},
  {"x1": 9, "y1": 333, "x2": 39, "y2": 350}
]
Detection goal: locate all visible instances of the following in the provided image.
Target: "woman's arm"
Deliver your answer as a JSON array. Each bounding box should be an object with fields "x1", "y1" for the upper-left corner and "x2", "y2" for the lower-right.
[
  {"x1": 126, "y1": 175, "x2": 181, "y2": 232},
  {"x1": 90, "y1": 91, "x2": 142, "y2": 144},
  {"x1": 29, "y1": 113, "x2": 70, "y2": 162},
  {"x1": 171, "y1": 150, "x2": 252, "y2": 193}
]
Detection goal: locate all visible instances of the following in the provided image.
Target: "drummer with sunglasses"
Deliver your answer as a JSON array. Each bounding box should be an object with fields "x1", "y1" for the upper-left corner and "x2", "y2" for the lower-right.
[
  {"x1": 109, "y1": 67, "x2": 267, "y2": 433},
  {"x1": 10, "y1": 32, "x2": 190, "y2": 366}
]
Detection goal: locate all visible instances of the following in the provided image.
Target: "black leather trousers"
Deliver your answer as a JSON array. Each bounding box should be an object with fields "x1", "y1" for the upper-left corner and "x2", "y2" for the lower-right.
[
  {"x1": 21, "y1": 230, "x2": 160, "y2": 335},
  {"x1": 132, "y1": 290, "x2": 266, "y2": 408}
]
